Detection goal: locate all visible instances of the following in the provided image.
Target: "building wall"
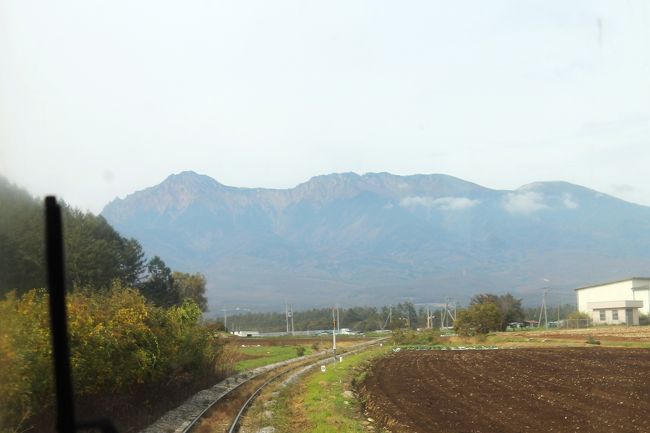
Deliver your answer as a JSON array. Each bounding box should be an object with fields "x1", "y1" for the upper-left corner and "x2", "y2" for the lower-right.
[
  {"x1": 591, "y1": 307, "x2": 638, "y2": 325},
  {"x1": 631, "y1": 278, "x2": 650, "y2": 315},
  {"x1": 577, "y1": 280, "x2": 636, "y2": 312},
  {"x1": 577, "y1": 278, "x2": 649, "y2": 324}
]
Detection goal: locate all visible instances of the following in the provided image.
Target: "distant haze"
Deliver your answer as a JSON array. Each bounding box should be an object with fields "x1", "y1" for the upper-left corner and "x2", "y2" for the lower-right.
[
  {"x1": 1, "y1": 1, "x2": 649, "y2": 212},
  {"x1": 102, "y1": 171, "x2": 650, "y2": 312}
]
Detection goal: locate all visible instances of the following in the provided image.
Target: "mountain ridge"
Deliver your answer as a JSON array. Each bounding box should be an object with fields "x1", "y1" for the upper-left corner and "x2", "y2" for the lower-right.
[
  {"x1": 106, "y1": 171, "x2": 642, "y2": 212},
  {"x1": 101, "y1": 171, "x2": 650, "y2": 311}
]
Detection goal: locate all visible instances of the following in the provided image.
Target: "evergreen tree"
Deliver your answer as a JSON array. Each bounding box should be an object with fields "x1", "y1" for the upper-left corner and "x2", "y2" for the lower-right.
[
  {"x1": 0, "y1": 177, "x2": 199, "y2": 307},
  {"x1": 172, "y1": 271, "x2": 208, "y2": 311},
  {"x1": 139, "y1": 256, "x2": 178, "y2": 307}
]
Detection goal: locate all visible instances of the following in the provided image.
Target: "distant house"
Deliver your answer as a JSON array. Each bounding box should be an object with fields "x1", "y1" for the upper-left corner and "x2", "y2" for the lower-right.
[
  {"x1": 232, "y1": 330, "x2": 260, "y2": 337},
  {"x1": 575, "y1": 278, "x2": 649, "y2": 325}
]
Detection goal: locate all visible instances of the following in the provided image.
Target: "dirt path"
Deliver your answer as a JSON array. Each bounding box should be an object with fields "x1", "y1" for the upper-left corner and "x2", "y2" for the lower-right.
[{"x1": 360, "y1": 348, "x2": 650, "y2": 433}]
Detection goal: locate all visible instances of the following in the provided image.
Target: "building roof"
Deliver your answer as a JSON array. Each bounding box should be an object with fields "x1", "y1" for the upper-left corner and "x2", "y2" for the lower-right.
[{"x1": 574, "y1": 277, "x2": 650, "y2": 291}]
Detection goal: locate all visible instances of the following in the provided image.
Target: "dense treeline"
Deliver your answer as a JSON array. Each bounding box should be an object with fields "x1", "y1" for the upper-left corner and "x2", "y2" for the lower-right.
[
  {"x1": 0, "y1": 176, "x2": 207, "y2": 309},
  {"x1": 228, "y1": 296, "x2": 573, "y2": 334},
  {"x1": 0, "y1": 285, "x2": 221, "y2": 432},
  {"x1": 228, "y1": 302, "x2": 433, "y2": 332},
  {"x1": 229, "y1": 306, "x2": 383, "y2": 333},
  {"x1": 522, "y1": 303, "x2": 577, "y2": 323},
  {"x1": 0, "y1": 176, "x2": 217, "y2": 432},
  {"x1": 1, "y1": 177, "x2": 137, "y2": 293}
]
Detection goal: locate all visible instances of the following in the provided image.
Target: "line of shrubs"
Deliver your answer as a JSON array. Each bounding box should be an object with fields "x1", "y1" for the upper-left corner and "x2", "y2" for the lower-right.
[{"x1": 0, "y1": 283, "x2": 222, "y2": 433}]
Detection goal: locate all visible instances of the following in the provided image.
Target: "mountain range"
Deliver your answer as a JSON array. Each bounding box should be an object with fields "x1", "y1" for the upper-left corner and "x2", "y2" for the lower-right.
[{"x1": 101, "y1": 171, "x2": 650, "y2": 311}]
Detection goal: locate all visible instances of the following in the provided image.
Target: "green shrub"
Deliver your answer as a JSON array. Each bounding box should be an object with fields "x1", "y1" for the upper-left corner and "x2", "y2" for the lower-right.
[
  {"x1": 0, "y1": 289, "x2": 53, "y2": 431},
  {"x1": 295, "y1": 346, "x2": 306, "y2": 357},
  {"x1": 0, "y1": 284, "x2": 219, "y2": 432},
  {"x1": 454, "y1": 303, "x2": 502, "y2": 336},
  {"x1": 475, "y1": 333, "x2": 488, "y2": 343},
  {"x1": 586, "y1": 335, "x2": 601, "y2": 345},
  {"x1": 392, "y1": 328, "x2": 439, "y2": 345},
  {"x1": 567, "y1": 311, "x2": 590, "y2": 320}
]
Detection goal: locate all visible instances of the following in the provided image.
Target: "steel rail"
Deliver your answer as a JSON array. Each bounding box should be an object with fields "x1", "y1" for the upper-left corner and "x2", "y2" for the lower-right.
[
  {"x1": 180, "y1": 338, "x2": 385, "y2": 433},
  {"x1": 227, "y1": 370, "x2": 285, "y2": 433},
  {"x1": 226, "y1": 339, "x2": 386, "y2": 433}
]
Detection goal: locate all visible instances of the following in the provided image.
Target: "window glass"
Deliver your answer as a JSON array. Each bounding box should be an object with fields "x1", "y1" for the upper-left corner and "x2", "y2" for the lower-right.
[{"x1": 2, "y1": 1, "x2": 649, "y2": 432}]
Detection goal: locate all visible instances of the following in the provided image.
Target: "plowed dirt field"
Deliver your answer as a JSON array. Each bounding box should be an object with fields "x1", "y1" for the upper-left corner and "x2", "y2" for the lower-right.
[{"x1": 360, "y1": 348, "x2": 650, "y2": 433}]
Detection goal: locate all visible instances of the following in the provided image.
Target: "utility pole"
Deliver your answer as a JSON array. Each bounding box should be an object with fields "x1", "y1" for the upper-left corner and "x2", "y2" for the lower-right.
[
  {"x1": 332, "y1": 307, "x2": 337, "y2": 359},
  {"x1": 425, "y1": 305, "x2": 436, "y2": 329},
  {"x1": 426, "y1": 305, "x2": 431, "y2": 329},
  {"x1": 538, "y1": 289, "x2": 548, "y2": 328},
  {"x1": 285, "y1": 303, "x2": 294, "y2": 336},
  {"x1": 337, "y1": 305, "x2": 340, "y2": 335},
  {"x1": 441, "y1": 298, "x2": 456, "y2": 328},
  {"x1": 222, "y1": 307, "x2": 250, "y2": 333},
  {"x1": 381, "y1": 305, "x2": 392, "y2": 330}
]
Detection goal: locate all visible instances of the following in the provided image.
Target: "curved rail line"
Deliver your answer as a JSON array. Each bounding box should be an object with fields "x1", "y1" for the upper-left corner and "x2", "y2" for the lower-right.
[
  {"x1": 226, "y1": 369, "x2": 285, "y2": 433},
  {"x1": 179, "y1": 338, "x2": 386, "y2": 433}
]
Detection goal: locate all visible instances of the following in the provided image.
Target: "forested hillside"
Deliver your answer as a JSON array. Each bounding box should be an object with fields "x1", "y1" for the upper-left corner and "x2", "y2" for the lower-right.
[
  {"x1": 0, "y1": 176, "x2": 206, "y2": 309},
  {"x1": 0, "y1": 176, "x2": 218, "y2": 432},
  {"x1": 0, "y1": 176, "x2": 138, "y2": 294}
]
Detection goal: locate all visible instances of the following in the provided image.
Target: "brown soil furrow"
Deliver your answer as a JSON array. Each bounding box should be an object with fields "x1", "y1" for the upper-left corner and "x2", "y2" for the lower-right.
[{"x1": 360, "y1": 348, "x2": 650, "y2": 433}]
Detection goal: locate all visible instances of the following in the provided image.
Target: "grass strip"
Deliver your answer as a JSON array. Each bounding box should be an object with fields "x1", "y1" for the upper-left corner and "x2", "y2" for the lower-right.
[
  {"x1": 273, "y1": 346, "x2": 391, "y2": 433},
  {"x1": 236, "y1": 345, "x2": 313, "y2": 371}
]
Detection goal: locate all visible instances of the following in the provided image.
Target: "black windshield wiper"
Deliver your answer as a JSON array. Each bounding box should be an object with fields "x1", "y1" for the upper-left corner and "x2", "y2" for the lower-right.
[{"x1": 45, "y1": 196, "x2": 117, "y2": 433}]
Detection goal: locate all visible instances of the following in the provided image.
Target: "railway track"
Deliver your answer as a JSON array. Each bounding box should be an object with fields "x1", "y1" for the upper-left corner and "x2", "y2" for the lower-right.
[{"x1": 140, "y1": 338, "x2": 385, "y2": 433}]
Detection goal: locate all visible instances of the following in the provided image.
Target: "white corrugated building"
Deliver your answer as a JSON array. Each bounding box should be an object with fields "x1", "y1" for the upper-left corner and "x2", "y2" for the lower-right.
[{"x1": 575, "y1": 277, "x2": 650, "y2": 325}]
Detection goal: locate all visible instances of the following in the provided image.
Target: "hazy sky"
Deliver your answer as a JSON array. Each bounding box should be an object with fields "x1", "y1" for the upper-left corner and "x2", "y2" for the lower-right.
[{"x1": 1, "y1": 0, "x2": 649, "y2": 213}]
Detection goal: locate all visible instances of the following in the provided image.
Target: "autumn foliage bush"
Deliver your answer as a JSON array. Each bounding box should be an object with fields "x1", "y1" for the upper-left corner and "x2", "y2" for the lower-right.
[
  {"x1": 0, "y1": 284, "x2": 219, "y2": 432},
  {"x1": 454, "y1": 302, "x2": 503, "y2": 336},
  {"x1": 392, "y1": 328, "x2": 440, "y2": 345}
]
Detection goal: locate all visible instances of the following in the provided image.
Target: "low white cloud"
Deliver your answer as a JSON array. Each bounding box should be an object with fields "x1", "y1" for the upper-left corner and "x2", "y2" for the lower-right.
[
  {"x1": 503, "y1": 191, "x2": 547, "y2": 214},
  {"x1": 400, "y1": 196, "x2": 435, "y2": 209},
  {"x1": 562, "y1": 193, "x2": 579, "y2": 209},
  {"x1": 399, "y1": 196, "x2": 479, "y2": 211},
  {"x1": 432, "y1": 196, "x2": 480, "y2": 210}
]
